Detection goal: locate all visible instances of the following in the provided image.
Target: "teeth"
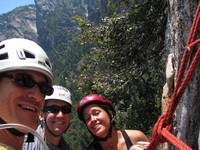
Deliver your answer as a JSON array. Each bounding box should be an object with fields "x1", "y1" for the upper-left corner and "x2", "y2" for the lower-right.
[
  {"x1": 21, "y1": 105, "x2": 36, "y2": 112},
  {"x1": 93, "y1": 124, "x2": 100, "y2": 129}
]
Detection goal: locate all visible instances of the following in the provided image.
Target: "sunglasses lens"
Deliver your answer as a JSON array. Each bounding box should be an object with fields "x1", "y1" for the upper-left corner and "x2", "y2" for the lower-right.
[
  {"x1": 39, "y1": 83, "x2": 54, "y2": 96},
  {"x1": 44, "y1": 106, "x2": 58, "y2": 113},
  {"x1": 15, "y1": 73, "x2": 53, "y2": 96},
  {"x1": 2, "y1": 73, "x2": 53, "y2": 96},
  {"x1": 44, "y1": 105, "x2": 71, "y2": 114},
  {"x1": 50, "y1": 107, "x2": 59, "y2": 113},
  {"x1": 62, "y1": 105, "x2": 71, "y2": 113},
  {"x1": 15, "y1": 74, "x2": 35, "y2": 88}
]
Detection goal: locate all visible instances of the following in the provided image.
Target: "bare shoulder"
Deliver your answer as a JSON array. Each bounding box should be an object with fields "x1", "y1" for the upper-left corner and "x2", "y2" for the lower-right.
[{"x1": 124, "y1": 129, "x2": 149, "y2": 144}]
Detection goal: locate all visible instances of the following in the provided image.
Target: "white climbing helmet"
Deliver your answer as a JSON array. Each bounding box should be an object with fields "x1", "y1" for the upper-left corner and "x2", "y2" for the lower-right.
[
  {"x1": 45, "y1": 85, "x2": 72, "y2": 105},
  {"x1": 0, "y1": 38, "x2": 53, "y2": 84}
]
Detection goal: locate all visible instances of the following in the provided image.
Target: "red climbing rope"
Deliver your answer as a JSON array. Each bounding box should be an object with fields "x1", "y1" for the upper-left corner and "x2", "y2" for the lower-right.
[{"x1": 146, "y1": 3, "x2": 200, "y2": 150}]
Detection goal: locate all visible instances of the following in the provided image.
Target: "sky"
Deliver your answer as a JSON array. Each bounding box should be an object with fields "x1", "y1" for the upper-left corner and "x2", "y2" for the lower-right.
[{"x1": 0, "y1": 0, "x2": 34, "y2": 15}]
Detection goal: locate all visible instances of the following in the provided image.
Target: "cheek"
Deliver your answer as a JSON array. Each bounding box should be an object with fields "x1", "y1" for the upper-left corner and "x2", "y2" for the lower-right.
[
  {"x1": 0, "y1": 86, "x2": 21, "y2": 122},
  {"x1": 40, "y1": 101, "x2": 45, "y2": 111},
  {"x1": 66, "y1": 115, "x2": 70, "y2": 121},
  {"x1": 65, "y1": 115, "x2": 70, "y2": 125},
  {"x1": 86, "y1": 121, "x2": 91, "y2": 128},
  {"x1": 85, "y1": 119, "x2": 94, "y2": 130},
  {"x1": 0, "y1": 86, "x2": 18, "y2": 109},
  {"x1": 45, "y1": 113, "x2": 55, "y2": 122},
  {"x1": 102, "y1": 113, "x2": 111, "y2": 125}
]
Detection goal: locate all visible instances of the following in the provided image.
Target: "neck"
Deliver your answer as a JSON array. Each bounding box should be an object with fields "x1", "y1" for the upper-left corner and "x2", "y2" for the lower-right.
[
  {"x1": 99, "y1": 129, "x2": 119, "y2": 150},
  {"x1": 0, "y1": 130, "x2": 24, "y2": 150},
  {"x1": 45, "y1": 129, "x2": 61, "y2": 146}
]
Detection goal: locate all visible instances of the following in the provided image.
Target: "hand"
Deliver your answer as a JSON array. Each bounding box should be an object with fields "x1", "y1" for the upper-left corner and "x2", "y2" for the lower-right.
[{"x1": 130, "y1": 141, "x2": 150, "y2": 150}]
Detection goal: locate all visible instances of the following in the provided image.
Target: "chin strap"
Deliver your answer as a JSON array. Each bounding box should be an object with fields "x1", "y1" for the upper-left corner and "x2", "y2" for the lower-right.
[{"x1": 0, "y1": 118, "x2": 25, "y2": 137}]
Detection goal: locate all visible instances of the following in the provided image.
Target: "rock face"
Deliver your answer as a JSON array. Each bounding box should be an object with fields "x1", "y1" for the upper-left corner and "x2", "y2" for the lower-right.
[
  {"x1": 0, "y1": 5, "x2": 37, "y2": 42},
  {"x1": 0, "y1": 0, "x2": 110, "y2": 51},
  {"x1": 34, "y1": 0, "x2": 86, "y2": 52},
  {"x1": 34, "y1": 0, "x2": 110, "y2": 52}
]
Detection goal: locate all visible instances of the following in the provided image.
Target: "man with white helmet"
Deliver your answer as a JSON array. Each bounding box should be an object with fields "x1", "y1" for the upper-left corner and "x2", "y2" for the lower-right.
[
  {"x1": 43, "y1": 85, "x2": 72, "y2": 150},
  {"x1": 0, "y1": 38, "x2": 53, "y2": 150},
  {"x1": 24, "y1": 85, "x2": 72, "y2": 150}
]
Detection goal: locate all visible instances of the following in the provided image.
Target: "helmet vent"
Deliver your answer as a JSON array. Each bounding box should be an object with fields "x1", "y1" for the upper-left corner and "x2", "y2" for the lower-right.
[
  {"x1": 0, "y1": 44, "x2": 5, "y2": 49},
  {"x1": 24, "y1": 50, "x2": 35, "y2": 58},
  {"x1": 45, "y1": 59, "x2": 51, "y2": 68},
  {"x1": 0, "y1": 53, "x2": 8, "y2": 60}
]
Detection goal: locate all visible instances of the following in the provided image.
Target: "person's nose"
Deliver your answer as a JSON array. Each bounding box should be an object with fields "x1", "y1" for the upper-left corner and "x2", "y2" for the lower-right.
[
  {"x1": 91, "y1": 115, "x2": 97, "y2": 122},
  {"x1": 56, "y1": 110, "x2": 65, "y2": 117},
  {"x1": 27, "y1": 85, "x2": 44, "y2": 102}
]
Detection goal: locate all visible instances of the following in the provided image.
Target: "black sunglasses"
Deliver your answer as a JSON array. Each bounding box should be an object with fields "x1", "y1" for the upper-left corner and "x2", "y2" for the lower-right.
[
  {"x1": 43, "y1": 105, "x2": 71, "y2": 114},
  {"x1": 1, "y1": 73, "x2": 53, "y2": 96}
]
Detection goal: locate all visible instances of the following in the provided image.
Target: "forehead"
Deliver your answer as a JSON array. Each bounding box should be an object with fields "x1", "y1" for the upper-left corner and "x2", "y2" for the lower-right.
[
  {"x1": 83, "y1": 104, "x2": 105, "y2": 114},
  {"x1": 46, "y1": 99, "x2": 67, "y2": 106}
]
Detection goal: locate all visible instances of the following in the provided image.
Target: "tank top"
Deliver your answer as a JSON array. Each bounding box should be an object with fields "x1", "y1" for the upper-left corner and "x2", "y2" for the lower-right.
[
  {"x1": 121, "y1": 130, "x2": 133, "y2": 149},
  {"x1": 88, "y1": 130, "x2": 133, "y2": 150}
]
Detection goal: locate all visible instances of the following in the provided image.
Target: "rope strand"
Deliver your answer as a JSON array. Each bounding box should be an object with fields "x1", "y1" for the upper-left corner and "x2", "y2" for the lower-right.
[{"x1": 146, "y1": 3, "x2": 200, "y2": 149}]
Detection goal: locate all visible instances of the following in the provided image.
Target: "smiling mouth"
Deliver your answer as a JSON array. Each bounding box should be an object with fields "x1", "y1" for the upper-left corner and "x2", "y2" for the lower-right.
[
  {"x1": 19, "y1": 104, "x2": 37, "y2": 112},
  {"x1": 54, "y1": 121, "x2": 64, "y2": 125},
  {"x1": 92, "y1": 124, "x2": 101, "y2": 130}
]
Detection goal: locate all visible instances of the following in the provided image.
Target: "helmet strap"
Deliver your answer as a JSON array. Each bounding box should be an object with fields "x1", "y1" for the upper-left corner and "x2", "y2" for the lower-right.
[{"x1": 0, "y1": 118, "x2": 25, "y2": 137}]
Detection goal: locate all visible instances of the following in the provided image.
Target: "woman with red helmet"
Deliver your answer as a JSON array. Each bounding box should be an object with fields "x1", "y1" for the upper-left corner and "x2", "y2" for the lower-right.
[{"x1": 76, "y1": 94, "x2": 149, "y2": 150}]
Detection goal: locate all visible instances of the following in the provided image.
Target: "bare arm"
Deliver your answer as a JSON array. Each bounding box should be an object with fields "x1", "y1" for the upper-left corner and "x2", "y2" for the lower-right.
[
  {"x1": 125, "y1": 130, "x2": 149, "y2": 150},
  {"x1": 125, "y1": 130, "x2": 149, "y2": 143}
]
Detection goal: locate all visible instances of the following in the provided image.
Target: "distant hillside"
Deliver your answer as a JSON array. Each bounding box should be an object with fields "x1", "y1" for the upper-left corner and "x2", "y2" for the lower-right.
[
  {"x1": 0, "y1": 5, "x2": 37, "y2": 42},
  {"x1": 0, "y1": 0, "x2": 111, "y2": 51}
]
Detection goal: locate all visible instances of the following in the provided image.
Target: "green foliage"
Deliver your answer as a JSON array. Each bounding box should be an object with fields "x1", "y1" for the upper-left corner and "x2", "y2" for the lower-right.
[
  {"x1": 46, "y1": 0, "x2": 168, "y2": 148},
  {"x1": 63, "y1": 109, "x2": 92, "y2": 150},
  {"x1": 74, "y1": 0, "x2": 167, "y2": 134}
]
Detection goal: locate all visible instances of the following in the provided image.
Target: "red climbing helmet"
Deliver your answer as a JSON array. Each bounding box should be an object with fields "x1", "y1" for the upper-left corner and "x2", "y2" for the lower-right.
[{"x1": 76, "y1": 94, "x2": 115, "y2": 121}]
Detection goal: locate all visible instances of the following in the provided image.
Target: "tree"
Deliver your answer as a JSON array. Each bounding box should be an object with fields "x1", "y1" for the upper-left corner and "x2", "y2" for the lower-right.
[{"x1": 75, "y1": 0, "x2": 167, "y2": 134}]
